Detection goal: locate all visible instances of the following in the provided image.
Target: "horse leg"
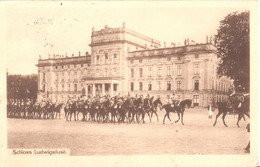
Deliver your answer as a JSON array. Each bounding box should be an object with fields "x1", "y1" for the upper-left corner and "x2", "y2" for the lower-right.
[
  {"x1": 175, "y1": 113, "x2": 180, "y2": 123},
  {"x1": 244, "y1": 112, "x2": 250, "y2": 119},
  {"x1": 163, "y1": 113, "x2": 168, "y2": 124},
  {"x1": 213, "y1": 112, "x2": 222, "y2": 126},
  {"x1": 154, "y1": 112, "x2": 159, "y2": 122},
  {"x1": 222, "y1": 112, "x2": 228, "y2": 127},
  {"x1": 181, "y1": 112, "x2": 184, "y2": 125},
  {"x1": 237, "y1": 113, "x2": 242, "y2": 128},
  {"x1": 167, "y1": 113, "x2": 172, "y2": 122},
  {"x1": 147, "y1": 112, "x2": 151, "y2": 123},
  {"x1": 142, "y1": 112, "x2": 145, "y2": 123}
]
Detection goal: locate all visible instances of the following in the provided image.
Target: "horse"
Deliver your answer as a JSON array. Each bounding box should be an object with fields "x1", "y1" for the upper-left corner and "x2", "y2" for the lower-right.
[
  {"x1": 98, "y1": 98, "x2": 111, "y2": 123},
  {"x1": 162, "y1": 99, "x2": 192, "y2": 125},
  {"x1": 143, "y1": 97, "x2": 153, "y2": 122},
  {"x1": 150, "y1": 97, "x2": 162, "y2": 122},
  {"x1": 117, "y1": 97, "x2": 128, "y2": 123},
  {"x1": 133, "y1": 97, "x2": 146, "y2": 123},
  {"x1": 54, "y1": 103, "x2": 63, "y2": 119},
  {"x1": 66, "y1": 101, "x2": 77, "y2": 121},
  {"x1": 213, "y1": 94, "x2": 249, "y2": 127},
  {"x1": 126, "y1": 97, "x2": 137, "y2": 123}
]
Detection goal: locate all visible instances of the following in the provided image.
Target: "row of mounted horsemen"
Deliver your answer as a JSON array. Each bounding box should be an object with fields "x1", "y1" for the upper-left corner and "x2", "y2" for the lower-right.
[{"x1": 7, "y1": 91, "x2": 250, "y2": 127}]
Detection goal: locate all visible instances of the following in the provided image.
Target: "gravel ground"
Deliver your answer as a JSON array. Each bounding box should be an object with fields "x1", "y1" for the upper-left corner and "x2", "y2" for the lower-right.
[{"x1": 8, "y1": 108, "x2": 250, "y2": 155}]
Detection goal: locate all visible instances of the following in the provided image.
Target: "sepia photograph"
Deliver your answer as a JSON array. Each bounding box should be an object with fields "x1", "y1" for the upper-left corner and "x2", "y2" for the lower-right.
[{"x1": 0, "y1": 1, "x2": 258, "y2": 167}]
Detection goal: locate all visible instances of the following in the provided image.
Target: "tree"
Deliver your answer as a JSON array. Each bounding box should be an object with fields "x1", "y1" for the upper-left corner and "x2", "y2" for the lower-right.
[
  {"x1": 7, "y1": 74, "x2": 38, "y2": 100},
  {"x1": 214, "y1": 11, "x2": 249, "y2": 91}
]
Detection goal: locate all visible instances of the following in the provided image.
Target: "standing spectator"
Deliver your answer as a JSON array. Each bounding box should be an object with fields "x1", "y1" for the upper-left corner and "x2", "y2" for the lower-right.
[
  {"x1": 245, "y1": 123, "x2": 250, "y2": 153},
  {"x1": 208, "y1": 104, "x2": 213, "y2": 119}
]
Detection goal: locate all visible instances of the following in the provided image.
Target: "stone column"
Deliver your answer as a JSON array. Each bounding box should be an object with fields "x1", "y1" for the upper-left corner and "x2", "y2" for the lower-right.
[
  {"x1": 85, "y1": 84, "x2": 88, "y2": 97},
  {"x1": 102, "y1": 83, "x2": 105, "y2": 96},
  {"x1": 110, "y1": 83, "x2": 114, "y2": 96},
  {"x1": 93, "y1": 84, "x2": 96, "y2": 97}
]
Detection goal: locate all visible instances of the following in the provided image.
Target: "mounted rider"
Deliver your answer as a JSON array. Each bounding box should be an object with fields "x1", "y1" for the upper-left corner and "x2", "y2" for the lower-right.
[
  {"x1": 229, "y1": 85, "x2": 249, "y2": 109},
  {"x1": 171, "y1": 91, "x2": 180, "y2": 107}
]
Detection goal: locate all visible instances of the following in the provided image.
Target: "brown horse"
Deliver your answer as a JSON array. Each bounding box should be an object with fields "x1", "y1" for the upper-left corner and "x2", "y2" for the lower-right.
[
  {"x1": 162, "y1": 99, "x2": 192, "y2": 125},
  {"x1": 213, "y1": 94, "x2": 249, "y2": 127}
]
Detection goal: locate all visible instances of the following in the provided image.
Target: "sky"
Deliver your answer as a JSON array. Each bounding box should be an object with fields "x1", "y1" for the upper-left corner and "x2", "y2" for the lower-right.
[{"x1": 2, "y1": 1, "x2": 250, "y2": 75}]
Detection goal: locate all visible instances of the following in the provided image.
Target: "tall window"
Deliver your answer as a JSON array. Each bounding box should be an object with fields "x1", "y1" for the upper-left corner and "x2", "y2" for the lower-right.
[
  {"x1": 194, "y1": 64, "x2": 199, "y2": 74},
  {"x1": 105, "y1": 69, "x2": 108, "y2": 77},
  {"x1": 177, "y1": 66, "x2": 182, "y2": 75},
  {"x1": 157, "y1": 67, "x2": 161, "y2": 77},
  {"x1": 167, "y1": 81, "x2": 171, "y2": 91},
  {"x1": 43, "y1": 84, "x2": 45, "y2": 92},
  {"x1": 194, "y1": 80, "x2": 199, "y2": 90},
  {"x1": 131, "y1": 69, "x2": 134, "y2": 78},
  {"x1": 56, "y1": 84, "x2": 58, "y2": 91},
  {"x1": 131, "y1": 82, "x2": 134, "y2": 91},
  {"x1": 148, "y1": 67, "x2": 152, "y2": 77},
  {"x1": 177, "y1": 81, "x2": 181, "y2": 90},
  {"x1": 105, "y1": 53, "x2": 108, "y2": 64},
  {"x1": 148, "y1": 82, "x2": 152, "y2": 91},
  {"x1": 167, "y1": 66, "x2": 171, "y2": 76},
  {"x1": 193, "y1": 95, "x2": 199, "y2": 106},
  {"x1": 74, "y1": 84, "x2": 77, "y2": 91},
  {"x1": 113, "y1": 54, "x2": 117, "y2": 63},
  {"x1": 139, "y1": 68, "x2": 143, "y2": 78},
  {"x1": 43, "y1": 73, "x2": 45, "y2": 82},
  {"x1": 62, "y1": 84, "x2": 64, "y2": 91},
  {"x1": 96, "y1": 55, "x2": 99, "y2": 64},
  {"x1": 139, "y1": 82, "x2": 143, "y2": 91},
  {"x1": 68, "y1": 84, "x2": 70, "y2": 91},
  {"x1": 113, "y1": 68, "x2": 117, "y2": 76},
  {"x1": 158, "y1": 81, "x2": 161, "y2": 90},
  {"x1": 113, "y1": 84, "x2": 117, "y2": 91},
  {"x1": 56, "y1": 73, "x2": 58, "y2": 81},
  {"x1": 166, "y1": 95, "x2": 171, "y2": 103}
]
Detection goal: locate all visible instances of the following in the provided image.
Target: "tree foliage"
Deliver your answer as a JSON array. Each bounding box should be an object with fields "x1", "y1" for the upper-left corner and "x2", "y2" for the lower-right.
[
  {"x1": 214, "y1": 11, "x2": 249, "y2": 91},
  {"x1": 7, "y1": 74, "x2": 38, "y2": 100}
]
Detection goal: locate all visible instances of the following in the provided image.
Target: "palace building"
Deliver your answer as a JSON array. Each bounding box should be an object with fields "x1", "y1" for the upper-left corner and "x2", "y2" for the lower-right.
[{"x1": 37, "y1": 23, "x2": 233, "y2": 107}]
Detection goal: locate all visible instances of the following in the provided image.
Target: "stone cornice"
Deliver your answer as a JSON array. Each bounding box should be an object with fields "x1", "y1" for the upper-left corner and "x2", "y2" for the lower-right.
[
  {"x1": 82, "y1": 76, "x2": 124, "y2": 81},
  {"x1": 128, "y1": 44, "x2": 217, "y2": 60},
  {"x1": 91, "y1": 27, "x2": 160, "y2": 45},
  {"x1": 37, "y1": 56, "x2": 91, "y2": 67},
  {"x1": 89, "y1": 40, "x2": 146, "y2": 49}
]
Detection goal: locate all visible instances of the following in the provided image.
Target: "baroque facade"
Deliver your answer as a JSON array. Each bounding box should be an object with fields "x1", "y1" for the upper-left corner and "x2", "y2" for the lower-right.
[{"x1": 37, "y1": 24, "x2": 233, "y2": 107}]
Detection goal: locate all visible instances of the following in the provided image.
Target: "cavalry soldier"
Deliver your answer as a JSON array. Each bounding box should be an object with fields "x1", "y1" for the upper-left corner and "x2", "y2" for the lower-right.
[
  {"x1": 229, "y1": 85, "x2": 249, "y2": 109},
  {"x1": 170, "y1": 91, "x2": 179, "y2": 107},
  {"x1": 145, "y1": 94, "x2": 151, "y2": 106}
]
